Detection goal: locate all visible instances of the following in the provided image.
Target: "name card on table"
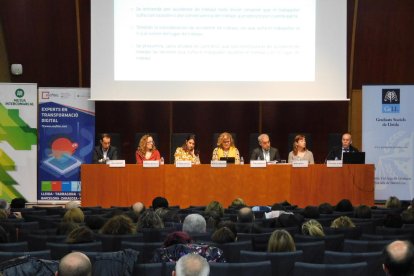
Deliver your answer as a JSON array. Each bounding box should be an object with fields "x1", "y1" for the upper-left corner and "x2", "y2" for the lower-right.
[
  {"x1": 143, "y1": 161, "x2": 160, "y2": 168},
  {"x1": 175, "y1": 161, "x2": 192, "y2": 168},
  {"x1": 107, "y1": 160, "x2": 126, "y2": 167},
  {"x1": 250, "y1": 160, "x2": 267, "y2": 168},
  {"x1": 292, "y1": 160, "x2": 309, "y2": 168},
  {"x1": 211, "y1": 160, "x2": 227, "y2": 168},
  {"x1": 326, "y1": 160, "x2": 343, "y2": 168}
]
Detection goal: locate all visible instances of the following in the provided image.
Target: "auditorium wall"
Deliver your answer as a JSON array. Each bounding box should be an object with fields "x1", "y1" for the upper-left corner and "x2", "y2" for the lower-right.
[{"x1": 1, "y1": 0, "x2": 413, "y2": 163}]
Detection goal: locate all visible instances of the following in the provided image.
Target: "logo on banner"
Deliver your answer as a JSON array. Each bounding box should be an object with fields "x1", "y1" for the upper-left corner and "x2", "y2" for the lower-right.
[
  {"x1": 4, "y1": 88, "x2": 34, "y2": 106},
  {"x1": 15, "y1": 89, "x2": 24, "y2": 98},
  {"x1": 382, "y1": 89, "x2": 400, "y2": 113}
]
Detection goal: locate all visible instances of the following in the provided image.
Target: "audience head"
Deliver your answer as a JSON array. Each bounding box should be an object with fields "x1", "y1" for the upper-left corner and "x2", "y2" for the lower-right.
[
  {"x1": 63, "y1": 208, "x2": 85, "y2": 224},
  {"x1": 65, "y1": 200, "x2": 81, "y2": 210},
  {"x1": 56, "y1": 222, "x2": 80, "y2": 235},
  {"x1": 386, "y1": 196, "x2": 402, "y2": 209},
  {"x1": 383, "y1": 240, "x2": 414, "y2": 276},
  {"x1": 211, "y1": 227, "x2": 236, "y2": 244},
  {"x1": 138, "y1": 134, "x2": 156, "y2": 154},
  {"x1": 293, "y1": 134, "x2": 307, "y2": 155},
  {"x1": 330, "y1": 216, "x2": 355, "y2": 228},
  {"x1": 384, "y1": 213, "x2": 403, "y2": 228},
  {"x1": 204, "y1": 211, "x2": 221, "y2": 230},
  {"x1": 85, "y1": 215, "x2": 106, "y2": 231},
  {"x1": 99, "y1": 133, "x2": 111, "y2": 151},
  {"x1": 258, "y1": 133, "x2": 271, "y2": 151},
  {"x1": 66, "y1": 226, "x2": 95, "y2": 244},
  {"x1": 354, "y1": 205, "x2": 372, "y2": 219},
  {"x1": 402, "y1": 209, "x2": 414, "y2": 225},
  {"x1": 267, "y1": 229, "x2": 296, "y2": 252},
  {"x1": 303, "y1": 206, "x2": 320, "y2": 219},
  {"x1": 132, "y1": 202, "x2": 145, "y2": 216},
  {"x1": 217, "y1": 132, "x2": 235, "y2": 150},
  {"x1": 318, "y1": 202, "x2": 334, "y2": 214},
  {"x1": 183, "y1": 134, "x2": 197, "y2": 152},
  {"x1": 100, "y1": 214, "x2": 136, "y2": 235},
  {"x1": 0, "y1": 225, "x2": 9, "y2": 243},
  {"x1": 173, "y1": 254, "x2": 210, "y2": 276},
  {"x1": 237, "y1": 207, "x2": 255, "y2": 223},
  {"x1": 230, "y1": 198, "x2": 246, "y2": 209},
  {"x1": 302, "y1": 219, "x2": 325, "y2": 237},
  {"x1": 152, "y1": 196, "x2": 169, "y2": 210},
  {"x1": 205, "y1": 201, "x2": 224, "y2": 217},
  {"x1": 217, "y1": 220, "x2": 237, "y2": 239},
  {"x1": 0, "y1": 209, "x2": 8, "y2": 220},
  {"x1": 137, "y1": 209, "x2": 164, "y2": 230},
  {"x1": 58, "y1": 252, "x2": 92, "y2": 276},
  {"x1": 164, "y1": 231, "x2": 192, "y2": 247},
  {"x1": 341, "y1": 133, "x2": 352, "y2": 149},
  {"x1": 10, "y1": 197, "x2": 27, "y2": 209},
  {"x1": 182, "y1": 214, "x2": 207, "y2": 234},
  {"x1": 335, "y1": 199, "x2": 354, "y2": 212},
  {"x1": 271, "y1": 203, "x2": 286, "y2": 211},
  {"x1": 0, "y1": 200, "x2": 9, "y2": 211}
]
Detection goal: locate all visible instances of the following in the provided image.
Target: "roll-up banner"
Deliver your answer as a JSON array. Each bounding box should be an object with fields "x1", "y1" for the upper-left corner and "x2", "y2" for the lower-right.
[
  {"x1": 0, "y1": 83, "x2": 37, "y2": 202},
  {"x1": 38, "y1": 88, "x2": 95, "y2": 201},
  {"x1": 362, "y1": 85, "x2": 414, "y2": 200}
]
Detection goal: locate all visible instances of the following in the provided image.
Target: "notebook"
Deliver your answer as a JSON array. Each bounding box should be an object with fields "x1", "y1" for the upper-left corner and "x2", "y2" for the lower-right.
[
  {"x1": 220, "y1": 157, "x2": 236, "y2": 164},
  {"x1": 342, "y1": 152, "x2": 365, "y2": 164}
]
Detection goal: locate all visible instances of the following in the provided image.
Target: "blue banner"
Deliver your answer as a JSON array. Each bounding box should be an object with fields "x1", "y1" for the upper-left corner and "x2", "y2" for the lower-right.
[{"x1": 38, "y1": 88, "x2": 95, "y2": 201}]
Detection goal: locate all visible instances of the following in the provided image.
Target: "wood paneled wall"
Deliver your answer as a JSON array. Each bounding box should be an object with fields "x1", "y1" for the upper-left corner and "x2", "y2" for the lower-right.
[{"x1": 1, "y1": 0, "x2": 413, "y2": 163}]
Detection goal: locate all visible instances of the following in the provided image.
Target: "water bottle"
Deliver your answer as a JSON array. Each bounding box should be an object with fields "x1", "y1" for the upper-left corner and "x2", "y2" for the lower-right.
[
  {"x1": 240, "y1": 156, "x2": 244, "y2": 165},
  {"x1": 160, "y1": 157, "x2": 164, "y2": 165}
]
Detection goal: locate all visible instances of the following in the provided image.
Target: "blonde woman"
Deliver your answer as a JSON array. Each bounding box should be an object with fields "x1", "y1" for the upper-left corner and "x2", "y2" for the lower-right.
[
  {"x1": 136, "y1": 134, "x2": 161, "y2": 164},
  {"x1": 212, "y1": 132, "x2": 240, "y2": 164},
  {"x1": 330, "y1": 216, "x2": 355, "y2": 228},
  {"x1": 302, "y1": 219, "x2": 325, "y2": 237},
  {"x1": 288, "y1": 134, "x2": 314, "y2": 164},
  {"x1": 267, "y1": 229, "x2": 296, "y2": 252}
]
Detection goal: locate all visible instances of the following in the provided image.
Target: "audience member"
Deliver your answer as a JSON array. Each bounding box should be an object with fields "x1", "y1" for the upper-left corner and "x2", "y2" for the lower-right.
[
  {"x1": 237, "y1": 207, "x2": 255, "y2": 223},
  {"x1": 386, "y1": 196, "x2": 402, "y2": 209},
  {"x1": 100, "y1": 215, "x2": 136, "y2": 235},
  {"x1": 302, "y1": 206, "x2": 320, "y2": 219},
  {"x1": 401, "y1": 209, "x2": 414, "y2": 224},
  {"x1": 204, "y1": 211, "x2": 221, "y2": 230},
  {"x1": 137, "y1": 209, "x2": 164, "y2": 230},
  {"x1": 163, "y1": 231, "x2": 192, "y2": 247},
  {"x1": 183, "y1": 214, "x2": 206, "y2": 234},
  {"x1": 56, "y1": 222, "x2": 80, "y2": 235},
  {"x1": 216, "y1": 221, "x2": 237, "y2": 239},
  {"x1": 236, "y1": 207, "x2": 262, "y2": 233},
  {"x1": 0, "y1": 209, "x2": 8, "y2": 220},
  {"x1": 318, "y1": 202, "x2": 334, "y2": 214},
  {"x1": 0, "y1": 199, "x2": 9, "y2": 210},
  {"x1": 302, "y1": 219, "x2": 325, "y2": 237},
  {"x1": 63, "y1": 207, "x2": 85, "y2": 224},
  {"x1": 57, "y1": 252, "x2": 92, "y2": 276},
  {"x1": 229, "y1": 198, "x2": 246, "y2": 209},
  {"x1": 173, "y1": 253, "x2": 210, "y2": 276},
  {"x1": 330, "y1": 216, "x2": 355, "y2": 228},
  {"x1": 0, "y1": 225, "x2": 10, "y2": 243},
  {"x1": 152, "y1": 196, "x2": 169, "y2": 210},
  {"x1": 205, "y1": 201, "x2": 224, "y2": 218},
  {"x1": 85, "y1": 215, "x2": 106, "y2": 231},
  {"x1": 132, "y1": 202, "x2": 145, "y2": 216},
  {"x1": 384, "y1": 213, "x2": 403, "y2": 228},
  {"x1": 10, "y1": 197, "x2": 27, "y2": 209},
  {"x1": 335, "y1": 199, "x2": 354, "y2": 212},
  {"x1": 383, "y1": 240, "x2": 414, "y2": 276},
  {"x1": 211, "y1": 227, "x2": 236, "y2": 244},
  {"x1": 267, "y1": 229, "x2": 296, "y2": 252},
  {"x1": 66, "y1": 226, "x2": 95, "y2": 244},
  {"x1": 354, "y1": 205, "x2": 372, "y2": 219}
]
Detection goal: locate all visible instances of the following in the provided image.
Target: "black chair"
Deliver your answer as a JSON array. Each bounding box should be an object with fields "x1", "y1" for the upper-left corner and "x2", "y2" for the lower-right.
[
  {"x1": 28, "y1": 234, "x2": 67, "y2": 251},
  {"x1": 189, "y1": 232, "x2": 212, "y2": 243},
  {"x1": 248, "y1": 132, "x2": 260, "y2": 162},
  {"x1": 327, "y1": 133, "x2": 342, "y2": 153},
  {"x1": 238, "y1": 232, "x2": 272, "y2": 251},
  {"x1": 0, "y1": 250, "x2": 51, "y2": 263},
  {"x1": 296, "y1": 241, "x2": 325, "y2": 263},
  {"x1": 0, "y1": 241, "x2": 29, "y2": 252},
  {"x1": 133, "y1": 262, "x2": 175, "y2": 276},
  {"x1": 46, "y1": 241, "x2": 103, "y2": 260},
  {"x1": 323, "y1": 226, "x2": 362, "y2": 240},
  {"x1": 343, "y1": 239, "x2": 392, "y2": 253},
  {"x1": 360, "y1": 233, "x2": 412, "y2": 241},
  {"x1": 211, "y1": 240, "x2": 252, "y2": 262},
  {"x1": 376, "y1": 226, "x2": 414, "y2": 238},
  {"x1": 293, "y1": 261, "x2": 368, "y2": 276},
  {"x1": 210, "y1": 261, "x2": 272, "y2": 276},
  {"x1": 287, "y1": 133, "x2": 312, "y2": 152},
  {"x1": 96, "y1": 233, "x2": 144, "y2": 251},
  {"x1": 121, "y1": 241, "x2": 163, "y2": 263},
  {"x1": 240, "y1": 250, "x2": 303, "y2": 276},
  {"x1": 170, "y1": 133, "x2": 193, "y2": 164},
  {"x1": 139, "y1": 228, "x2": 174, "y2": 242},
  {"x1": 294, "y1": 234, "x2": 344, "y2": 251},
  {"x1": 324, "y1": 250, "x2": 384, "y2": 275},
  {"x1": 82, "y1": 249, "x2": 139, "y2": 275},
  {"x1": 353, "y1": 221, "x2": 376, "y2": 234}
]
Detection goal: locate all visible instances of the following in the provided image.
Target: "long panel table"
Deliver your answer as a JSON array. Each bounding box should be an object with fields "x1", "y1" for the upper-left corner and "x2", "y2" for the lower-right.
[{"x1": 81, "y1": 164, "x2": 374, "y2": 208}]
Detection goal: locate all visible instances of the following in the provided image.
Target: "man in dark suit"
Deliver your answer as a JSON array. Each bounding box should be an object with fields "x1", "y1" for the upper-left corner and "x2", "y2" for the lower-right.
[
  {"x1": 250, "y1": 133, "x2": 281, "y2": 162},
  {"x1": 92, "y1": 133, "x2": 118, "y2": 164},
  {"x1": 326, "y1": 132, "x2": 359, "y2": 161}
]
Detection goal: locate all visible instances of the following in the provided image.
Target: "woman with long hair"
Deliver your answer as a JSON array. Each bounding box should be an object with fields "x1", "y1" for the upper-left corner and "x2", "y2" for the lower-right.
[
  {"x1": 288, "y1": 134, "x2": 314, "y2": 164},
  {"x1": 136, "y1": 134, "x2": 161, "y2": 164}
]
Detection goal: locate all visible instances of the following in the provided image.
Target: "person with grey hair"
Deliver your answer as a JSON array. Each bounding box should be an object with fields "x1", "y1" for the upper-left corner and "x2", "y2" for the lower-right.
[
  {"x1": 57, "y1": 252, "x2": 92, "y2": 276},
  {"x1": 182, "y1": 214, "x2": 206, "y2": 234},
  {"x1": 173, "y1": 254, "x2": 210, "y2": 276},
  {"x1": 132, "y1": 202, "x2": 145, "y2": 215},
  {"x1": 250, "y1": 133, "x2": 280, "y2": 162}
]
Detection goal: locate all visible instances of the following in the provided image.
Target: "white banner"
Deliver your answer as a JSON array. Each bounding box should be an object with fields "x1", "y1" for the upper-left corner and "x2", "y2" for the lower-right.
[
  {"x1": 0, "y1": 83, "x2": 37, "y2": 202},
  {"x1": 362, "y1": 85, "x2": 414, "y2": 200}
]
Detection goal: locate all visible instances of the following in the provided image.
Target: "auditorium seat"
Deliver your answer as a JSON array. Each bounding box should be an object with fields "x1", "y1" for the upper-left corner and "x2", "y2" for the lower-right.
[
  {"x1": 96, "y1": 233, "x2": 144, "y2": 251},
  {"x1": 240, "y1": 250, "x2": 303, "y2": 276},
  {"x1": 294, "y1": 233, "x2": 344, "y2": 251},
  {"x1": 323, "y1": 250, "x2": 384, "y2": 275},
  {"x1": 46, "y1": 241, "x2": 103, "y2": 260},
  {"x1": 121, "y1": 241, "x2": 163, "y2": 263},
  {"x1": 360, "y1": 233, "x2": 412, "y2": 241},
  {"x1": 343, "y1": 239, "x2": 391, "y2": 253},
  {"x1": 238, "y1": 232, "x2": 272, "y2": 251},
  {"x1": 248, "y1": 132, "x2": 259, "y2": 162},
  {"x1": 209, "y1": 261, "x2": 272, "y2": 276},
  {"x1": 323, "y1": 226, "x2": 362, "y2": 240},
  {"x1": 133, "y1": 262, "x2": 175, "y2": 276},
  {"x1": 296, "y1": 241, "x2": 325, "y2": 263},
  {"x1": 28, "y1": 234, "x2": 67, "y2": 251},
  {"x1": 293, "y1": 261, "x2": 368, "y2": 276},
  {"x1": 210, "y1": 240, "x2": 252, "y2": 262},
  {"x1": 327, "y1": 133, "x2": 342, "y2": 153},
  {"x1": 82, "y1": 249, "x2": 139, "y2": 275},
  {"x1": 0, "y1": 241, "x2": 29, "y2": 252},
  {"x1": 0, "y1": 250, "x2": 51, "y2": 263}
]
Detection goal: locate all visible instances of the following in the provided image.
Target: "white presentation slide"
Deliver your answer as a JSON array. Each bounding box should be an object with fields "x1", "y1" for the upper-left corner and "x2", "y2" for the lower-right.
[{"x1": 91, "y1": 0, "x2": 347, "y2": 101}]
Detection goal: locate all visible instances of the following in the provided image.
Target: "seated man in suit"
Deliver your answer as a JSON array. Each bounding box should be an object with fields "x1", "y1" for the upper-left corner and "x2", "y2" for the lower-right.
[
  {"x1": 92, "y1": 133, "x2": 119, "y2": 164},
  {"x1": 326, "y1": 132, "x2": 359, "y2": 161},
  {"x1": 250, "y1": 133, "x2": 281, "y2": 162}
]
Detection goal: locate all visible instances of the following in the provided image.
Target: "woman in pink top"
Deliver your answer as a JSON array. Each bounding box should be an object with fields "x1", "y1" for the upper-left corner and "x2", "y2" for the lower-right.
[{"x1": 136, "y1": 134, "x2": 161, "y2": 164}]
